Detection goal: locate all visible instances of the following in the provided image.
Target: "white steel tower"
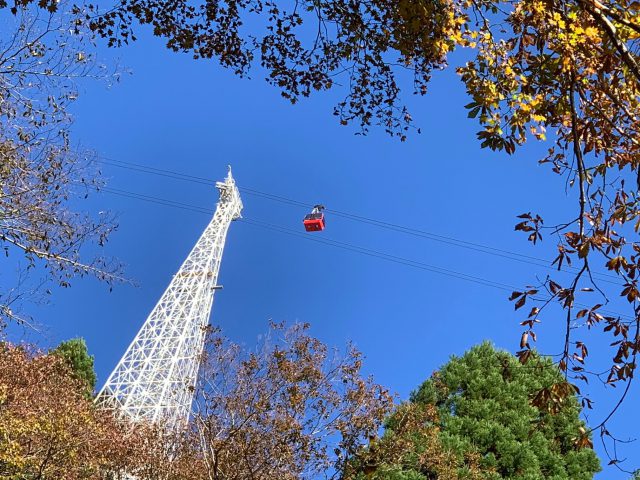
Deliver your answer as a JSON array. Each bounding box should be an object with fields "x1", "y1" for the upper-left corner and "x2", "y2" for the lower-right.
[{"x1": 97, "y1": 167, "x2": 242, "y2": 431}]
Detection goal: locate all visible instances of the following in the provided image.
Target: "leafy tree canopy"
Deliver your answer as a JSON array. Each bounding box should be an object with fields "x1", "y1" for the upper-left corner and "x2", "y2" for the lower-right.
[{"x1": 348, "y1": 342, "x2": 601, "y2": 480}]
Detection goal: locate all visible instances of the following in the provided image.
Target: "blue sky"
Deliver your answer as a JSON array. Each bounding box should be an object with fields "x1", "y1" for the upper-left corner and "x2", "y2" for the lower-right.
[{"x1": 9, "y1": 28, "x2": 640, "y2": 478}]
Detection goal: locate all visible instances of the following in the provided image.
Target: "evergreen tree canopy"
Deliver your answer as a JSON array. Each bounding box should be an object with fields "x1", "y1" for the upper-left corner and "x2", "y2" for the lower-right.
[
  {"x1": 51, "y1": 338, "x2": 97, "y2": 394},
  {"x1": 349, "y1": 342, "x2": 601, "y2": 480}
]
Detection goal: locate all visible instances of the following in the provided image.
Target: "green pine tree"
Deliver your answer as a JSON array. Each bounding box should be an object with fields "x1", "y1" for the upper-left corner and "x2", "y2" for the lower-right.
[
  {"x1": 51, "y1": 337, "x2": 97, "y2": 396},
  {"x1": 349, "y1": 342, "x2": 601, "y2": 480}
]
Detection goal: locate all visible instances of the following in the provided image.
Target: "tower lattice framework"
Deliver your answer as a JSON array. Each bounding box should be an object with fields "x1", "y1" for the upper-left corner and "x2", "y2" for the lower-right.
[{"x1": 97, "y1": 168, "x2": 242, "y2": 431}]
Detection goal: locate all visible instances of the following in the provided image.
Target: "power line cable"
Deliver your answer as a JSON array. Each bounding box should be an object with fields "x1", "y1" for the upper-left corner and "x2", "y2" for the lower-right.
[
  {"x1": 97, "y1": 158, "x2": 215, "y2": 187},
  {"x1": 241, "y1": 185, "x2": 622, "y2": 283},
  {"x1": 101, "y1": 186, "x2": 213, "y2": 215},
  {"x1": 239, "y1": 220, "x2": 633, "y2": 320},
  {"x1": 98, "y1": 185, "x2": 517, "y2": 292},
  {"x1": 94, "y1": 156, "x2": 620, "y2": 283},
  {"x1": 240, "y1": 217, "x2": 518, "y2": 292},
  {"x1": 97, "y1": 184, "x2": 635, "y2": 322},
  {"x1": 99, "y1": 184, "x2": 634, "y2": 320}
]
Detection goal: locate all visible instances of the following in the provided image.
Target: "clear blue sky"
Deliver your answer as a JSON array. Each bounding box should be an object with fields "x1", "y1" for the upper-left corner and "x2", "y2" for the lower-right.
[{"x1": 10, "y1": 28, "x2": 640, "y2": 478}]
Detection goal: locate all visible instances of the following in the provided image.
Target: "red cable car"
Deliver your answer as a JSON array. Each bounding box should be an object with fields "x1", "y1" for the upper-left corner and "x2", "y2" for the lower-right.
[{"x1": 303, "y1": 205, "x2": 326, "y2": 232}]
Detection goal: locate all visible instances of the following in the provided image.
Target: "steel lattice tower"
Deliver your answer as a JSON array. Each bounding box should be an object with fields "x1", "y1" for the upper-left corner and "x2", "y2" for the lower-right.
[{"x1": 97, "y1": 167, "x2": 242, "y2": 431}]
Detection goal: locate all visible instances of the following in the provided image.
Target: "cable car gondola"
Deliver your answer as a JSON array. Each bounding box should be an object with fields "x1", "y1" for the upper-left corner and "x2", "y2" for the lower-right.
[{"x1": 303, "y1": 205, "x2": 326, "y2": 232}]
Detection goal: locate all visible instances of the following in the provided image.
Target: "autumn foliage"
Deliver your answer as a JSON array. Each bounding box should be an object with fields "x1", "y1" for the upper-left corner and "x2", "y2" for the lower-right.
[
  {"x1": 0, "y1": 343, "x2": 202, "y2": 479},
  {"x1": 0, "y1": 343, "x2": 120, "y2": 478},
  {"x1": 344, "y1": 402, "x2": 484, "y2": 480},
  {"x1": 0, "y1": 325, "x2": 394, "y2": 479},
  {"x1": 189, "y1": 323, "x2": 393, "y2": 479}
]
